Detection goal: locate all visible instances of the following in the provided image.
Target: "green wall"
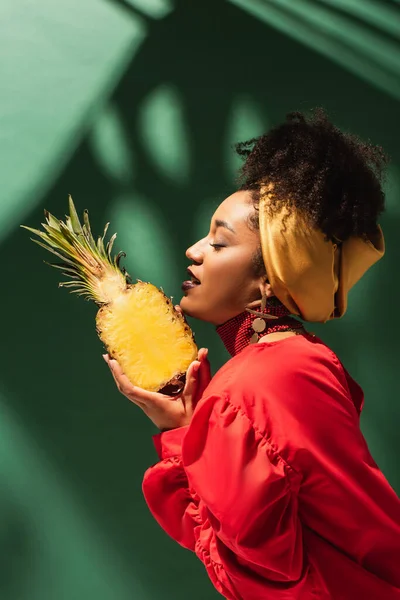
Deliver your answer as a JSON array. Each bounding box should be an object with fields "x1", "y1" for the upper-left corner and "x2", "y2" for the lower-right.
[{"x1": 1, "y1": 1, "x2": 399, "y2": 598}]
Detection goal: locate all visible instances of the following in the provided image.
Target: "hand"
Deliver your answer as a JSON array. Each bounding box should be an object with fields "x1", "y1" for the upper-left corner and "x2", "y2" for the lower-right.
[
  {"x1": 104, "y1": 348, "x2": 211, "y2": 431},
  {"x1": 103, "y1": 307, "x2": 211, "y2": 431}
]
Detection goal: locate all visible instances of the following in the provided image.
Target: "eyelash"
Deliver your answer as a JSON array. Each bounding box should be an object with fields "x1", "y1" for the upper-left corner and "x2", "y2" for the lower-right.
[{"x1": 209, "y1": 243, "x2": 225, "y2": 251}]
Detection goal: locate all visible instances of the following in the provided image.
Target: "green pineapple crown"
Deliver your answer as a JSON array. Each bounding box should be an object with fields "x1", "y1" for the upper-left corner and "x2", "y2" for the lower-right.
[{"x1": 21, "y1": 195, "x2": 131, "y2": 305}]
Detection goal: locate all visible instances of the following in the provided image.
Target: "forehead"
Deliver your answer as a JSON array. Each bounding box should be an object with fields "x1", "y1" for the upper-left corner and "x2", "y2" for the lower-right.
[{"x1": 212, "y1": 190, "x2": 254, "y2": 229}]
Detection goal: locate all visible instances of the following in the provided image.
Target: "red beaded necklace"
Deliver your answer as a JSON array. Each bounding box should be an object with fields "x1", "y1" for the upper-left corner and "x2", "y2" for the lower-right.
[{"x1": 216, "y1": 297, "x2": 306, "y2": 357}]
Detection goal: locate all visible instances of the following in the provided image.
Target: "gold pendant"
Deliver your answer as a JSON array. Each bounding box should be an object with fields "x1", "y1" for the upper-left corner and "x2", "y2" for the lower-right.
[
  {"x1": 250, "y1": 332, "x2": 259, "y2": 344},
  {"x1": 252, "y1": 317, "x2": 266, "y2": 333}
]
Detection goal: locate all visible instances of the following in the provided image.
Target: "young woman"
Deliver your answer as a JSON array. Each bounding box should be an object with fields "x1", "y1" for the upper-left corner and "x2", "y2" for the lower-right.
[{"x1": 104, "y1": 110, "x2": 400, "y2": 599}]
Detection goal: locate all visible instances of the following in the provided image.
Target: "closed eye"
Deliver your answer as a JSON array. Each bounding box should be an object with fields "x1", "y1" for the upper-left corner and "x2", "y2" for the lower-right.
[{"x1": 209, "y1": 243, "x2": 225, "y2": 251}]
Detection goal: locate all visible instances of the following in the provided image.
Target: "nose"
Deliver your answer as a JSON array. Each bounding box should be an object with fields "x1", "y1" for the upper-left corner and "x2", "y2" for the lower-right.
[{"x1": 186, "y1": 239, "x2": 204, "y2": 263}]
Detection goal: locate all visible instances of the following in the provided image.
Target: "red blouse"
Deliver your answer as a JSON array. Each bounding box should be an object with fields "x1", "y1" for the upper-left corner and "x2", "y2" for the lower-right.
[{"x1": 142, "y1": 334, "x2": 400, "y2": 599}]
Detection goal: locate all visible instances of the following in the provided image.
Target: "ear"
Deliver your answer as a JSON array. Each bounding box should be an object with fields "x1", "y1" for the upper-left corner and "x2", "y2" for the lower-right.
[{"x1": 259, "y1": 278, "x2": 275, "y2": 299}]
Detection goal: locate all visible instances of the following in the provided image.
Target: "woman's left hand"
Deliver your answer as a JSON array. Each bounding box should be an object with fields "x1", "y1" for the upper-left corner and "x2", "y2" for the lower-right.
[{"x1": 103, "y1": 347, "x2": 211, "y2": 431}]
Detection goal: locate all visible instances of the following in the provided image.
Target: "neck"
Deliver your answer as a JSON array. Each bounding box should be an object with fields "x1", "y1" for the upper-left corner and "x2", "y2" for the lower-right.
[{"x1": 216, "y1": 298, "x2": 304, "y2": 357}]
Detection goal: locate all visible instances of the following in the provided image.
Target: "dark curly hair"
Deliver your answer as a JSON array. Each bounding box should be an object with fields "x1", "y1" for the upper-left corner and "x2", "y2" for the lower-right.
[{"x1": 235, "y1": 108, "x2": 388, "y2": 276}]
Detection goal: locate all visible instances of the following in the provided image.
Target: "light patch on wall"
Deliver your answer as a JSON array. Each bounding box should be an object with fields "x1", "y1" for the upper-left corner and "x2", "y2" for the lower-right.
[
  {"x1": 229, "y1": 0, "x2": 400, "y2": 101},
  {"x1": 90, "y1": 104, "x2": 134, "y2": 184},
  {"x1": 0, "y1": 391, "x2": 149, "y2": 600},
  {"x1": 124, "y1": 0, "x2": 174, "y2": 19},
  {"x1": 224, "y1": 95, "x2": 269, "y2": 181},
  {"x1": 138, "y1": 84, "x2": 190, "y2": 185},
  {"x1": 0, "y1": 0, "x2": 146, "y2": 243},
  {"x1": 109, "y1": 192, "x2": 181, "y2": 298},
  {"x1": 316, "y1": 0, "x2": 400, "y2": 41},
  {"x1": 385, "y1": 164, "x2": 400, "y2": 216}
]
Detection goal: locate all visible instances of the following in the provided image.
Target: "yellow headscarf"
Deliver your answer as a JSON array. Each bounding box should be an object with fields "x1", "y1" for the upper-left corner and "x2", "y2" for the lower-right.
[{"x1": 258, "y1": 187, "x2": 385, "y2": 322}]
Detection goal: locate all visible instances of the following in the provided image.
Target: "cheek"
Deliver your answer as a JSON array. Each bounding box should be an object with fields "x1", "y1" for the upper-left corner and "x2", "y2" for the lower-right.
[
  {"x1": 204, "y1": 256, "x2": 235, "y2": 288},
  {"x1": 204, "y1": 260, "x2": 254, "y2": 302}
]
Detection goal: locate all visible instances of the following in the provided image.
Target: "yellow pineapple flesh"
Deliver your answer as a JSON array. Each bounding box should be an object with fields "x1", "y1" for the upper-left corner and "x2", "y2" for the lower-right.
[
  {"x1": 21, "y1": 196, "x2": 198, "y2": 393},
  {"x1": 97, "y1": 282, "x2": 197, "y2": 391}
]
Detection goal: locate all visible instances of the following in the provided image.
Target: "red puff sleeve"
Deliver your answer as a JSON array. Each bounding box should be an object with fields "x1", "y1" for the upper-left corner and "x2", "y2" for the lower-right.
[
  {"x1": 142, "y1": 395, "x2": 307, "y2": 600},
  {"x1": 141, "y1": 426, "x2": 201, "y2": 552}
]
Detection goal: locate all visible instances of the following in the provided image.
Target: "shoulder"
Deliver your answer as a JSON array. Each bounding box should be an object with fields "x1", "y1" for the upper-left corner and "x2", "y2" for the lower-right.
[
  {"x1": 203, "y1": 334, "x2": 357, "y2": 443},
  {"x1": 209, "y1": 334, "x2": 348, "y2": 400}
]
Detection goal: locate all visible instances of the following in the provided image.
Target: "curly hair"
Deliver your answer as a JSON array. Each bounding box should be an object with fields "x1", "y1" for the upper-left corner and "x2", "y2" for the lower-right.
[{"x1": 235, "y1": 108, "x2": 388, "y2": 276}]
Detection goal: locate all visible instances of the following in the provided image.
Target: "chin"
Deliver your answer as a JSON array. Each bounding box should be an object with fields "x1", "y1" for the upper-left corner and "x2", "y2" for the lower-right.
[
  {"x1": 179, "y1": 295, "x2": 197, "y2": 318},
  {"x1": 179, "y1": 296, "x2": 213, "y2": 323}
]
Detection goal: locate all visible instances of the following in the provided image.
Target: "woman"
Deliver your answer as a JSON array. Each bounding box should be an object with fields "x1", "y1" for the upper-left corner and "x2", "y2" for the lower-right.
[{"x1": 104, "y1": 110, "x2": 400, "y2": 599}]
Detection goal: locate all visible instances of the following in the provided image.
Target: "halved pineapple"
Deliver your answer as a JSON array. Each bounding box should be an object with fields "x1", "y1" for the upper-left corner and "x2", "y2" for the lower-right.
[{"x1": 21, "y1": 196, "x2": 198, "y2": 393}]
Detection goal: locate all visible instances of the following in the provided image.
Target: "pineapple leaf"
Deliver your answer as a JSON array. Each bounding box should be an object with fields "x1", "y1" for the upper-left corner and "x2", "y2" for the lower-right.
[
  {"x1": 115, "y1": 251, "x2": 126, "y2": 268},
  {"x1": 23, "y1": 227, "x2": 71, "y2": 254},
  {"x1": 96, "y1": 222, "x2": 110, "y2": 259},
  {"x1": 23, "y1": 226, "x2": 80, "y2": 266},
  {"x1": 83, "y1": 210, "x2": 97, "y2": 251},
  {"x1": 22, "y1": 196, "x2": 129, "y2": 305},
  {"x1": 68, "y1": 195, "x2": 83, "y2": 235},
  {"x1": 58, "y1": 220, "x2": 77, "y2": 243},
  {"x1": 21, "y1": 225, "x2": 50, "y2": 239},
  {"x1": 44, "y1": 210, "x2": 61, "y2": 231},
  {"x1": 102, "y1": 222, "x2": 110, "y2": 240},
  {"x1": 97, "y1": 236, "x2": 105, "y2": 259},
  {"x1": 65, "y1": 216, "x2": 75, "y2": 234},
  {"x1": 44, "y1": 261, "x2": 82, "y2": 277},
  {"x1": 57, "y1": 221, "x2": 93, "y2": 262},
  {"x1": 106, "y1": 233, "x2": 117, "y2": 260},
  {"x1": 59, "y1": 281, "x2": 84, "y2": 287},
  {"x1": 41, "y1": 224, "x2": 85, "y2": 262},
  {"x1": 30, "y1": 239, "x2": 77, "y2": 267},
  {"x1": 42, "y1": 223, "x2": 74, "y2": 246},
  {"x1": 83, "y1": 224, "x2": 97, "y2": 253}
]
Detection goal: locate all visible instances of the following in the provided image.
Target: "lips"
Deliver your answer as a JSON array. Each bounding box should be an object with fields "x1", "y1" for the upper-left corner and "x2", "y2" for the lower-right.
[
  {"x1": 182, "y1": 267, "x2": 201, "y2": 292},
  {"x1": 187, "y1": 267, "x2": 201, "y2": 284}
]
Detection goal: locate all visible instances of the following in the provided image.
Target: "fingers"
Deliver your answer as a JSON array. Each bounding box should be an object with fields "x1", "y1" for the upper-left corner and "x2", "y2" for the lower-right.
[
  {"x1": 186, "y1": 359, "x2": 201, "y2": 389},
  {"x1": 180, "y1": 347, "x2": 210, "y2": 410},
  {"x1": 103, "y1": 354, "x2": 179, "y2": 407},
  {"x1": 181, "y1": 359, "x2": 200, "y2": 403},
  {"x1": 197, "y1": 349, "x2": 212, "y2": 397},
  {"x1": 174, "y1": 304, "x2": 189, "y2": 326},
  {"x1": 102, "y1": 348, "x2": 210, "y2": 414},
  {"x1": 197, "y1": 347, "x2": 208, "y2": 362},
  {"x1": 104, "y1": 355, "x2": 128, "y2": 390},
  {"x1": 103, "y1": 354, "x2": 147, "y2": 407}
]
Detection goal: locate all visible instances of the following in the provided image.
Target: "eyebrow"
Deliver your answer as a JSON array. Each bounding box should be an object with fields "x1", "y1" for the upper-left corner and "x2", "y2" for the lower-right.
[{"x1": 214, "y1": 219, "x2": 236, "y2": 234}]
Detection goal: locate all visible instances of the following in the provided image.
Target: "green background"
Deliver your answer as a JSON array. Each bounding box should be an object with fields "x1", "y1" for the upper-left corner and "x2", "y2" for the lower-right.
[{"x1": 1, "y1": 1, "x2": 399, "y2": 598}]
